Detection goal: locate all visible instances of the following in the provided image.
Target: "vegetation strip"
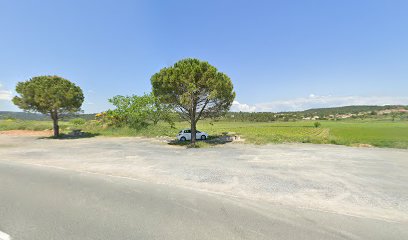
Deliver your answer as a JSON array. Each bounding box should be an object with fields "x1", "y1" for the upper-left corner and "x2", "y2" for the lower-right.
[{"x1": 1, "y1": 118, "x2": 408, "y2": 149}]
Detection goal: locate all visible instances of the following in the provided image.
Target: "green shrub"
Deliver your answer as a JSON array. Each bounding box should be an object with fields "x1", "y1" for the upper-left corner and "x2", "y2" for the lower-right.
[
  {"x1": 314, "y1": 122, "x2": 321, "y2": 128},
  {"x1": 69, "y1": 118, "x2": 86, "y2": 126}
]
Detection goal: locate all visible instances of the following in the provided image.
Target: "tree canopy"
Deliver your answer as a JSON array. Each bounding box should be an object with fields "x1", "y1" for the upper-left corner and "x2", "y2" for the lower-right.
[
  {"x1": 12, "y1": 75, "x2": 84, "y2": 136},
  {"x1": 151, "y1": 58, "x2": 235, "y2": 144},
  {"x1": 106, "y1": 93, "x2": 174, "y2": 129}
]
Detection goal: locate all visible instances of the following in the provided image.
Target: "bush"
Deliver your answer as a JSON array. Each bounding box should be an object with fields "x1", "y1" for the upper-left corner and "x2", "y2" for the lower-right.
[
  {"x1": 69, "y1": 118, "x2": 86, "y2": 126},
  {"x1": 314, "y1": 122, "x2": 321, "y2": 128}
]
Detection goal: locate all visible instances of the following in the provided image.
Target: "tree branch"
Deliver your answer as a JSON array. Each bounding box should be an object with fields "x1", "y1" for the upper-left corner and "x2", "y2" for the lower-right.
[{"x1": 195, "y1": 99, "x2": 209, "y2": 122}]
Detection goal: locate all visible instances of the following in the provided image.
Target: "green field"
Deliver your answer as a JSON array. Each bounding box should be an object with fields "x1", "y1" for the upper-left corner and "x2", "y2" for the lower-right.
[
  {"x1": 1, "y1": 119, "x2": 408, "y2": 149},
  {"x1": 0, "y1": 119, "x2": 70, "y2": 131}
]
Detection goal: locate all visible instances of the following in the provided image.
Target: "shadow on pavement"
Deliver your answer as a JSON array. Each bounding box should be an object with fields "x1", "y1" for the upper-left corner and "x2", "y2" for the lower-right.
[
  {"x1": 39, "y1": 132, "x2": 100, "y2": 140},
  {"x1": 167, "y1": 135, "x2": 232, "y2": 147}
]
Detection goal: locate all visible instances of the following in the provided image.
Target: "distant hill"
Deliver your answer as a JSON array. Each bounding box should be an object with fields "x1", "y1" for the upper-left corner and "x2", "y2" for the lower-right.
[
  {"x1": 299, "y1": 105, "x2": 408, "y2": 116},
  {"x1": 0, "y1": 111, "x2": 48, "y2": 120},
  {"x1": 2, "y1": 105, "x2": 407, "y2": 122},
  {"x1": 0, "y1": 111, "x2": 96, "y2": 121},
  {"x1": 225, "y1": 105, "x2": 408, "y2": 122}
]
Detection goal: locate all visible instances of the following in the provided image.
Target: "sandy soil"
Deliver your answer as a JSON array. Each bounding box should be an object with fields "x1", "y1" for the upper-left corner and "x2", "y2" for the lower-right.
[{"x1": 0, "y1": 135, "x2": 407, "y2": 223}]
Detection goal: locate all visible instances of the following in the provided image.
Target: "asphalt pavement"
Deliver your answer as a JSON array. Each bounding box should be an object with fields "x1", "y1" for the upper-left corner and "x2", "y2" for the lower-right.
[{"x1": 0, "y1": 161, "x2": 407, "y2": 240}]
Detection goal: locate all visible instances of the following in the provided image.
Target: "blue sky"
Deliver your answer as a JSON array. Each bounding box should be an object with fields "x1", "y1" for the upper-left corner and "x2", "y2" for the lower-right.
[{"x1": 1, "y1": 0, "x2": 407, "y2": 113}]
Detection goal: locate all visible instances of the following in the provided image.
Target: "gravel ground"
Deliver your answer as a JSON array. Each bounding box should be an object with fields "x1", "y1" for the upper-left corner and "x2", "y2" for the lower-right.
[{"x1": 1, "y1": 135, "x2": 407, "y2": 223}]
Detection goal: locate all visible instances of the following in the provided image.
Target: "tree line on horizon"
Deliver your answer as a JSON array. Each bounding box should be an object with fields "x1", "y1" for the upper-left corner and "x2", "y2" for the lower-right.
[{"x1": 4, "y1": 105, "x2": 408, "y2": 123}]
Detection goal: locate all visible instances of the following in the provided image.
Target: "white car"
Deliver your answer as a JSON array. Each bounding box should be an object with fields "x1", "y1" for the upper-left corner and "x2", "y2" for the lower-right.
[{"x1": 177, "y1": 129, "x2": 209, "y2": 141}]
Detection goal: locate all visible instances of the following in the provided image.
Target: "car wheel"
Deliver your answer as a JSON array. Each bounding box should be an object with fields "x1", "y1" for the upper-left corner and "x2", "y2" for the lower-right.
[
  {"x1": 180, "y1": 137, "x2": 186, "y2": 142},
  {"x1": 201, "y1": 135, "x2": 206, "y2": 140}
]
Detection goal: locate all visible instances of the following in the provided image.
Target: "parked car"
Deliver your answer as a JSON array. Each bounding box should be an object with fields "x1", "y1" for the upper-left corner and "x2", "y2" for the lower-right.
[{"x1": 177, "y1": 129, "x2": 209, "y2": 141}]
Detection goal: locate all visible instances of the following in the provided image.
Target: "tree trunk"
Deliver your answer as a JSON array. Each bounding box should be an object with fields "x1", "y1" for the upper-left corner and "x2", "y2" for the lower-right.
[
  {"x1": 191, "y1": 119, "x2": 196, "y2": 145},
  {"x1": 190, "y1": 102, "x2": 197, "y2": 145},
  {"x1": 51, "y1": 111, "x2": 59, "y2": 137}
]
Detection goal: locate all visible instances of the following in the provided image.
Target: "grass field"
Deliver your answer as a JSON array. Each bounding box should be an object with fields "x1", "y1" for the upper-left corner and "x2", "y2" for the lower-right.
[
  {"x1": 1, "y1": 119, "x2": 408, "y2": 149},
  {"x1": 0, "y1": 119, "x2": 70, "y2": 131}
]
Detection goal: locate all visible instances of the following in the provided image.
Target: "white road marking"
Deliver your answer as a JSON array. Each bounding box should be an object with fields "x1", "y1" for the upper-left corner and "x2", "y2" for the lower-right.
[{"x1": 0, "y1": 231, "x2": 11, "y2": 240}]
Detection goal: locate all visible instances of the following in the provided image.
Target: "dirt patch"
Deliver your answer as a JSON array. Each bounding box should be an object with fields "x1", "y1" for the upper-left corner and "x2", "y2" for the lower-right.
[{"x1": 0, "y1": 130, "x2": 53, "y2": 136}]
